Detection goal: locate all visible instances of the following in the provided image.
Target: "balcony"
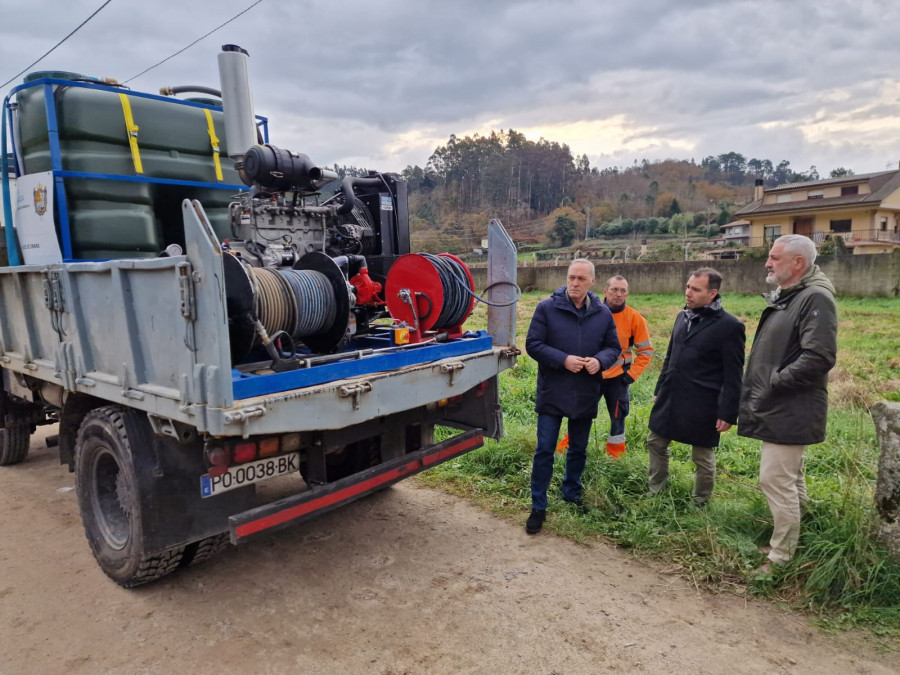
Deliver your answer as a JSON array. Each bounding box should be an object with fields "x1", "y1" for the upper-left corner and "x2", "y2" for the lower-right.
[
  {"x1": 827, "y1": 229, "x2": 900, "y2": 244},
  {"x1": 743, "y1": 229, "x2": 900, "y2": 249}
]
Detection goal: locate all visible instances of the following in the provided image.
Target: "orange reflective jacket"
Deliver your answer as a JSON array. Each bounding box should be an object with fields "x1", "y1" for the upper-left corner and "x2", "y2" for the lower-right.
[{"x1": 601, "y1": 303, "x2": 653, "y2": 380}]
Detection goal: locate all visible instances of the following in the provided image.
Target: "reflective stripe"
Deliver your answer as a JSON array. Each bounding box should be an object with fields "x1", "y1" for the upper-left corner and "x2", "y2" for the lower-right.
[
  {"x1": 118, "y1": 93, "x2": 143, "y2": 174},
  {"x1": 635, "y1": 340, "x2": 653, "y2": 348},
  {"x1": 233, "y1": 431, "x2": 484, "y2": 540},
  {"x1": 607, "y1": 433, "x2": 625, "y2": 444},
  {"x1": 204, "y1": 109, "x2": 224, "y2": 182}
]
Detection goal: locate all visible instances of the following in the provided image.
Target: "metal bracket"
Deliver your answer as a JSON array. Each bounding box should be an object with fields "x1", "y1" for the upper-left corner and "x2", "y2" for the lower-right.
[
  {"x1": 42, "y1": 269, "x2": 67, "y2": 338},
  {"x1": 223, "y1": 406, "x2": 266, "y2": 424},
  {"x1": 120, "y1": 362, "x2": 145, "y2": 401},
  {"x1": 440, "y1": 360, "x2": 465, "y2": 386},
  {"x1": 148, "y1": 415, "x2": 181, "y2": 439},
  {"x1": 223, "y1": 406, "x2": 266, "y2": 438},
  {"x1": 397, "y1": 288, "x2": 419, "y2": 331},
  {"x1": 41, "y1": 270, "x2": 64, "y2": 312},
  {"x1": 148, "y1": 414, "x2": 197, "y2": 443},
  {"x1": 177, "y1": 262, "x2": 196, "y2": 320},
  {"x1": 338, "y1": 381, "x2": 372, "y2": 410}
]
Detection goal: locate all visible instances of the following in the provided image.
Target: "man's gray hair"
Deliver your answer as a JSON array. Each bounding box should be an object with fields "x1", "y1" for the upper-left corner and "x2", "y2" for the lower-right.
[
  {"x1": 569, "y1": 258, "x2": 595, "y2": 279},
  {"x1": 776, "y1": 234, "x2": 817, "y2": 268},
  {"x1": 606, "y1": 274, "x2": 627, "y2": 288}
]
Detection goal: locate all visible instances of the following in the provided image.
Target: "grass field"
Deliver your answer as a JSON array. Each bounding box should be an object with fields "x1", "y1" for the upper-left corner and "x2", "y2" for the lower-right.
[{"x1": 421, "y1": 290, "x2": 900, "y2": 636}]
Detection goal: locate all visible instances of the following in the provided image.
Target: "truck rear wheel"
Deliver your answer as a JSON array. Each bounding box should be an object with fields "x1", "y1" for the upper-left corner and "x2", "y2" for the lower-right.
[
  {"x1": 180, "y1": 533, "x2": 231, "y2": 568},
  {"x1": 75, "y1": 405, "x2": 184, "y2": 587},
  {"x1": 0, "y1": 423, "x2": 31, "y2": 466}
]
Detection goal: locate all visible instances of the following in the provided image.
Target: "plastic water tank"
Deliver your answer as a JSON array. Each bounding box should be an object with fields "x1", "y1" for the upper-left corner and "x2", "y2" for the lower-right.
[{"x1": 16, "y1": 72, "x2": 239, "y2": 258}]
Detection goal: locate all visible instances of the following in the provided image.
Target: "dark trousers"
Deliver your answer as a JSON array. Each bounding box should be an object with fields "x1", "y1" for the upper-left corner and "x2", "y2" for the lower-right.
[
  {"x1": 602, "y1": 376, "x2": 630, "y2": 457},
  {"x1": 530, "y1": 414, "x2": 593, "y2": 510}
]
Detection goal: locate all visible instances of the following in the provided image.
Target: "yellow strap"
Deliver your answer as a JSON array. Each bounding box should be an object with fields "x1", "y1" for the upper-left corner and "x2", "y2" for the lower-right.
[
  {"x1": 204, "y1": 109, "x2": 224, "y2": 182},
  {"x1": 118, "y1": 93, "x2": 143, "y2": 174}
]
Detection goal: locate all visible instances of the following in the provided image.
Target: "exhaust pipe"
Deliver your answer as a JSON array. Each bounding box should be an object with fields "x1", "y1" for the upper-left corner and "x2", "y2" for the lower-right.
[{"x1": 217, "y1": 44, "x2": 258, "y2": 165}]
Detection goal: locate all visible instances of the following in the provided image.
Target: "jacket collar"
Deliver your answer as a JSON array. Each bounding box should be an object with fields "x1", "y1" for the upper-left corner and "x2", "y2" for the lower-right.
[
  {"x1": 765, "y1": 264, "x2": 836, "y2": 307},
  {"x1": 604, "y1": 299, "x2": 627, "y2": 314},
  {"x1": 552, "y1": 287, "x2": 602, "y2": 315},
  {"x1": 681, "y1": 296, "x2": 722, "y2": 339},
  {"x1": 683, "y1": 295, "x2": 722, "y2": 320}
]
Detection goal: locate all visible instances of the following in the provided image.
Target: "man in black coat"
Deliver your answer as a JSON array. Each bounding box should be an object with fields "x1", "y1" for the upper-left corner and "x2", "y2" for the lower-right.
[
  {"x1": 647, "y1": 268, "x2": 745, "y2": 506},
  {"x1": 524, "y1": 259, "x2": 621, "y2": 534}
]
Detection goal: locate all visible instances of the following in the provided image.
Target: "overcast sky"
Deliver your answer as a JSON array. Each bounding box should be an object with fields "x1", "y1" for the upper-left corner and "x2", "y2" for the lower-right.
[{"x1": 3, "y1": 0, "x2": 900, "y2": 177}]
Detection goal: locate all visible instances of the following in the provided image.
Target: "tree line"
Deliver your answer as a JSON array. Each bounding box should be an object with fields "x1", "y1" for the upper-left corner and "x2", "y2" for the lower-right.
[{"x1": 335, "y1": 132, "x2": 858, "y2": 252}]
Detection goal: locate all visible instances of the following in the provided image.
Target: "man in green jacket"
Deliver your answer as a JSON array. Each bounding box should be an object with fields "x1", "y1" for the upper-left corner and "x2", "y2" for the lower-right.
[{"x1": 738, "y1": 235, "x2": 837, "y2": 573}]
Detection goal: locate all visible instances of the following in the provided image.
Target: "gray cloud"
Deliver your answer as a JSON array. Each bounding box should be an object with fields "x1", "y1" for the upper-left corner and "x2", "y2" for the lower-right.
[{"x1": 3, "y1": 0, "x2": 900, "y2": 175}]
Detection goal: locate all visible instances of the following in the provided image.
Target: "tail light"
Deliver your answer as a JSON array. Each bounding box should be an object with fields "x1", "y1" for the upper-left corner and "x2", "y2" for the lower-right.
[
  {"x1": 233, "y1": 441, "x2": 257, "y2": 463},
  {"x1": 206, "y1": 433, "x2": 301, "y2": 472},
  {"x1": 258, "y1": 437, "x2": 280, "y2": 458},
  {"x1": 207, "y1": 447, "x2": 230, "y2": 477}
]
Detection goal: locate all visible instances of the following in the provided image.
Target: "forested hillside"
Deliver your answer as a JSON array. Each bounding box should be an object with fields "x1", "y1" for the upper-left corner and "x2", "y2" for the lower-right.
[{"x1": 338, "y1": 130, "x2": 855, "y2": 254}]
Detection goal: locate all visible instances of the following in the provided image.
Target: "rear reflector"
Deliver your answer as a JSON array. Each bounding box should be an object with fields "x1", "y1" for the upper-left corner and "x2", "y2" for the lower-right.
[{"x1": 282, "y1": 433, "x2": 301, "y2": 453}]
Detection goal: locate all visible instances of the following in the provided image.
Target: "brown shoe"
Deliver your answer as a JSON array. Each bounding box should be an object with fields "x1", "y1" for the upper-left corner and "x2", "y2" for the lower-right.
[
  {"x1": 752, "y1": 562, "x2": 773, "y2": 576},
  {"x1": 758, "y1": 546, "x2": 772, "y2": 555}
]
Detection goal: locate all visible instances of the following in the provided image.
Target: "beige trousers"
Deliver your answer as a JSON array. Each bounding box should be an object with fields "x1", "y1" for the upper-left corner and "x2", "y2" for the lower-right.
[{"x1": 759, "y1": 442, "x2": 808, "y2": 564}]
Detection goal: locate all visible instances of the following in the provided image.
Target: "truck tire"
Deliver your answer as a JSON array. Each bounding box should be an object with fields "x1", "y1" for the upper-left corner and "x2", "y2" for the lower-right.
[
  {"x1": 0, "y1": 424, "x2": 31, "y2": 466},
  {"x1": 75, "y1": 405, "x2": 184, "y2": 587},
  {"x1": 326, "y1": 437, "x2": 381, "y2": 482},
  {"x1": 180, "y1": 533, "x2": 231, "y2": 568}
]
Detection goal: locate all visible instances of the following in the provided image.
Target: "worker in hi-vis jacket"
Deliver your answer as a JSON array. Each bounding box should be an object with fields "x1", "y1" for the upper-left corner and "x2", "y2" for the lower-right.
[{"x1": 600, "y1": 275, "x2": 654, "y2": 458}]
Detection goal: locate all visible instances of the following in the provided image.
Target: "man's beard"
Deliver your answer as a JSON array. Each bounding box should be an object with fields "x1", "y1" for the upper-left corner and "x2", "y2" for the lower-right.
[{"x1": 765, "y1": 271, "x2": 778, "y2": 284}]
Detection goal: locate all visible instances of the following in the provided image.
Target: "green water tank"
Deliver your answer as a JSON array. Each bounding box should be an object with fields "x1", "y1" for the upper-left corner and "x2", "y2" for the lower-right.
[{"x1": 16, "y1": 73, "x2": 240, "y2": 258}]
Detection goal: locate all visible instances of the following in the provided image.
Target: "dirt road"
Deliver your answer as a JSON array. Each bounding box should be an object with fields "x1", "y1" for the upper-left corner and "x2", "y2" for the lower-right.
[{"x1": 0, "y1": 425, "x2": 894, "y2": 674}]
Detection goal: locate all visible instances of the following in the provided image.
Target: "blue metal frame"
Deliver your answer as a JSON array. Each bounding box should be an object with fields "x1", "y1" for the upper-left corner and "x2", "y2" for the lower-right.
[
  {"x1": 231, "y1": 331, "x2": 494, "y2": 400},
  {"x1": 40, "y1": 82, "x2": 74, "y2": 258},
  {"x1": 1, "y1": 77, "x2": 269, "y2": 265},
  {"x1": 1, "y1": 94, "x2": 18, "y2": 264}
]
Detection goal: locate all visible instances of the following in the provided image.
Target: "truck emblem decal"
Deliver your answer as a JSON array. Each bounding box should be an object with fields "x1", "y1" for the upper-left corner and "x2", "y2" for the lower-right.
[{"x1": 33, "y1": 183, "x2": 48, "y2": 216}]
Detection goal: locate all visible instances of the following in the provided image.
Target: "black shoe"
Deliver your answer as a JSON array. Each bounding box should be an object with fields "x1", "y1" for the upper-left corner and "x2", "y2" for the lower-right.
[
  {"x1": 563, "y1": 497, "x2": 590, "y2": 514},
  {"x1": 525, "y1": 509, "x2": 546, "y2": 534}
]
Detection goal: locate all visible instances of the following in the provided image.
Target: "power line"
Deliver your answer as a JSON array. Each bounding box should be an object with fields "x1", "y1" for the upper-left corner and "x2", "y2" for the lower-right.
[
  {"x1": 123, "y1": 0, "x2": 265, "y2": 84},
  {"x1": 0, "y1": 0, "x2": 114, "y2": 90}
]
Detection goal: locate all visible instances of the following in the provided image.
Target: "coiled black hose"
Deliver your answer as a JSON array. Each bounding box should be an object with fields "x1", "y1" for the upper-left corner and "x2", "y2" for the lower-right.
[
  {"x1": 420, "y1": 254, "x2": 472, "y2": 329},
  {"x1": 418, "y1": 254, "x2": 521, "y2": 331},
  {"x1": 246, "y1": 266, "x2": 337, "y2": 343}
]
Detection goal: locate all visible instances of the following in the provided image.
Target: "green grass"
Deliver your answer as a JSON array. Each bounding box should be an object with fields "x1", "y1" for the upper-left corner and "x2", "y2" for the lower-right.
[{"x1": 423, "y1": 291, "x2": 900, "y2": 638}]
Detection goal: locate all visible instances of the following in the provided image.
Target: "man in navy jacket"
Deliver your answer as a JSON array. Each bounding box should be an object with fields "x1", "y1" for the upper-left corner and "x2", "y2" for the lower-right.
[{"x1": 524, "y1": 259, "x2": 621, "y2": 534}]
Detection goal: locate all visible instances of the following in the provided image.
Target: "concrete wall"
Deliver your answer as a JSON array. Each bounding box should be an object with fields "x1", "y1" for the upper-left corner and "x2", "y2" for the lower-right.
[{"x1": 471, "y1": 250, "x2": 899, "y2": 298}]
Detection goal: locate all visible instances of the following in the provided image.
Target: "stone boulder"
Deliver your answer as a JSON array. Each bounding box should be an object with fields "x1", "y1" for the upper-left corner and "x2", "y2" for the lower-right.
[{"x1": 872, "y1": 401, "x2": 900, "y2": 559}]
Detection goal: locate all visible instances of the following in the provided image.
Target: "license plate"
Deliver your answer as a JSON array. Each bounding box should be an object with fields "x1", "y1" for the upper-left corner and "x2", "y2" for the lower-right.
[{"x1": 200, "y1": 453, "x2": 300, "y2": 497}]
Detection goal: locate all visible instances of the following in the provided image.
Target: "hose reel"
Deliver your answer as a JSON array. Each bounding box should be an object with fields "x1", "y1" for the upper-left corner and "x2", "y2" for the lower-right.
[
  {"x1": 384, "y1": 253, "x2": 476, "y2": 341},
  {"x1": 223, "y1": 250, "x2": 491, "y2": 365},
  {"x1": 224, "y1": 252, "x2": 350, "y2": 363}
]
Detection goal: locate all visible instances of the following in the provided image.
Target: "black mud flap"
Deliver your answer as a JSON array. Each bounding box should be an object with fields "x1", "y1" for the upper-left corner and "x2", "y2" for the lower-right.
[{"x1": 229, "y1": 428, "x2": 484, "y2": 543}]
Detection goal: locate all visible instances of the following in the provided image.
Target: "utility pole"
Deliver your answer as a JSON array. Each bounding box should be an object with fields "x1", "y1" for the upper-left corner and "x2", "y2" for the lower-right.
[{"x1": 585, "y1": 206, "x2": 590, "y2": 241}]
